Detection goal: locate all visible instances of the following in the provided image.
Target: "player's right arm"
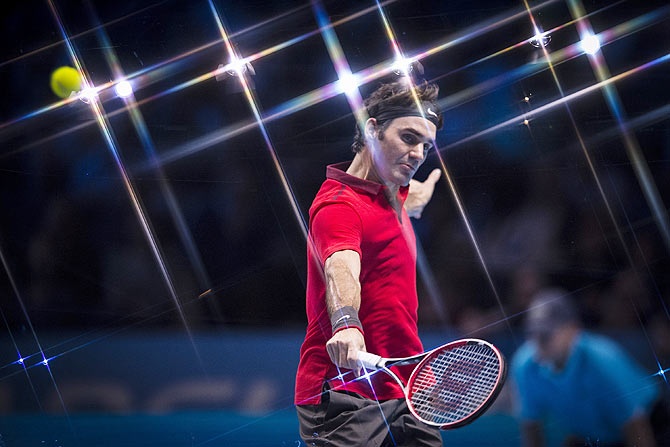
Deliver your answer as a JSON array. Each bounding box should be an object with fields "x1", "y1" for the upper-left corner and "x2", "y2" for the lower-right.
[
  {"x1": 309, "y1": 200, "x2": 366, "y2": 376},
  {"x1": 324, "y1": 249, "x2": 367, "y2": 376}
]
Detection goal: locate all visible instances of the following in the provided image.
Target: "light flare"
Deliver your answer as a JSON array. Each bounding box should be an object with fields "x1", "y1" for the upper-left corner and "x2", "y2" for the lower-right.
[
  {"x1": 147, "y1": 4, "x2": 669, "y2": 170},
  {"x1": 8, "y1": 0, "x2": 658, "y2": 163},
  {"x1": 208, "y1": 0, "x2": 308, "y2": 245},
  {"x1": 0, "y1": 252, "x2": 43, "y2": 410},
  {"x1": 87, "y1": 0, "x2": 222, "y2": 326},
  {"x1": 114, "y1": 79, "x2": 133, "y2": 98},
  {"x1": 46, "y1": 0, "x2": 201, "y2": 376},
  {"x1": 441, "y1": 53, "x2": 670, "y2": 151},
  {"x1": 567, "y1": 0, "x2": 670, "y2": 254},
  {"x1": 519, "y1": 0, "x2": 669, "y2": 378},
  {"x1": 580, "y1": 32, "x2": 601, "y2": 54}
]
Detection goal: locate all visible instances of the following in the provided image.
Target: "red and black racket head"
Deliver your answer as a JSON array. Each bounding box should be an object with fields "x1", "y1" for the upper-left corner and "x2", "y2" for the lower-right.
[{"x1": 405, "y1": 338, "x2": 507, "y2": 430}]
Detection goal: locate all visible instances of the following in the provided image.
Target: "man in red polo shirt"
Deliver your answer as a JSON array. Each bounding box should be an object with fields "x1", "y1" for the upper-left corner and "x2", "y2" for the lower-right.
[{"x1": 295, "y1": 81, "x2": 444, "y2": 446}]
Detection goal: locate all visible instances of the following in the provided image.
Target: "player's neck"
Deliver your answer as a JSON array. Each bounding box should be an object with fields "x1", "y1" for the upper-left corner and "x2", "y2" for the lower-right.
[{"x1": 347, "y1": 151, "x2": 400, "y2": 200}]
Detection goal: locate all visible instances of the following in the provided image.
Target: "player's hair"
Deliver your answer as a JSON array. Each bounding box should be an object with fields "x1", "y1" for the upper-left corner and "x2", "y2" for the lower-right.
[{"x1": 351, "y1": 81, "x2": 443, "y2": 153}]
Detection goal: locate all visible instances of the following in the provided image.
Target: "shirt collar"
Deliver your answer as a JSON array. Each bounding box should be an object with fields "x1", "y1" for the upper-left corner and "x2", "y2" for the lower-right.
[{"x1": 326, "y1": 161, "x2": 410, "y2": 202}]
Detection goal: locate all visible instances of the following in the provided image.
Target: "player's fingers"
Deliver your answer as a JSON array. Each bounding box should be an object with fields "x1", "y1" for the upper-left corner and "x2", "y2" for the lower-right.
[
  {"x1": 345, "y1": 346, "x2": 359, "y2": 371},
  {"x1": 353, "y1": 359, "x2": 365, "y2": 378},
  {"x1": 327, "y1": 340, "x2": 347, "y2": 368},
  {"x1": 427, "y1": 168, "x2": 441, "y2": 184},
  {"x1": 326, "y1": 341, "x2": 337, "y2": 365},
  {"x1": 354, "y1": 345, "x2": 369, "y2": 377},
  {"x1": 328, "y1": 339, "x2": 344, "y2": 367},
  {"x1": 339, "y1": 344, "x2": 351, "y2": 370}
]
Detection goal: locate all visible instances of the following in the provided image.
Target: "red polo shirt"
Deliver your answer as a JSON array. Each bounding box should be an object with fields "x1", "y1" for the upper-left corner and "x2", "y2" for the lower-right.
[{"x1": 295, "y1": 162, "x2": 424, "y2": 405}]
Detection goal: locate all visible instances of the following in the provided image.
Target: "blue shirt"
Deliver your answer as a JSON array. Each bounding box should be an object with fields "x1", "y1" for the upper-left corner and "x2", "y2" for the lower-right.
[{"x1": 512, "y1": 332, "x2": 659, "y2": 444}]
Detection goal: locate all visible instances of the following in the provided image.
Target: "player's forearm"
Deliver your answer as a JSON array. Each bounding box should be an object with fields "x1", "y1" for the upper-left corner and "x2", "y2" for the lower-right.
[
  {"x1": 325, "y1": 257, "x2": 361, "y2": 316},
  {"x1": 323, "y1": 251, "x2": 365, "y2": 372}
]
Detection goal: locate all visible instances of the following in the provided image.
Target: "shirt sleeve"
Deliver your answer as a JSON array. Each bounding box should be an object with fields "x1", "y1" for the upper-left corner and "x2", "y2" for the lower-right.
[{"x1": 310, "y1": 202, "x2": 363, "y2": 265}]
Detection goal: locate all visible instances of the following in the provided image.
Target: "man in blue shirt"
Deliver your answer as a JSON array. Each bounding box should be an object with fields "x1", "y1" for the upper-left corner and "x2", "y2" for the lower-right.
[{"x1": 511, "y1": 288, "x2": 659, "y2": 447}]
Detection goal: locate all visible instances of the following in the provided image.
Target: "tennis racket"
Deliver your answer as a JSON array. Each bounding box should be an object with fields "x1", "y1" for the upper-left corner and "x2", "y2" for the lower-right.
[{"x1": 357, "y1": 338, "x2": 506, "y2": 430}]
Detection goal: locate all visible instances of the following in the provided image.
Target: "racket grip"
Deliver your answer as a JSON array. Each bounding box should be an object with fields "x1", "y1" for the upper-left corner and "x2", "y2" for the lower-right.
[{"x1": 357, "y1": 351, "x2": 383, "y2": 369}]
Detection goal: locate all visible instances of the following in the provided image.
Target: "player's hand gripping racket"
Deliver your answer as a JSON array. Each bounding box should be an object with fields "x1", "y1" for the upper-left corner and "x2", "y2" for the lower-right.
[{"x1": 357, "y1": 338, "x2": 506, "y2": 430}]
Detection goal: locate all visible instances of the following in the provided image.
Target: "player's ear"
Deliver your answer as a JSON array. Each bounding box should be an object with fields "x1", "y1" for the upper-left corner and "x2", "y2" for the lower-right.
[{"x1": 364, "y1": 118, "x2": 378, "y2": 140}]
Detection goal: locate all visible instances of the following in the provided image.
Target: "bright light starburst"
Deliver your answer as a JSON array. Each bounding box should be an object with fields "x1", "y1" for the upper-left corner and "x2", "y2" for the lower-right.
[{"x1": 580, "y1": 33, "x2": 601, "y2": 54}]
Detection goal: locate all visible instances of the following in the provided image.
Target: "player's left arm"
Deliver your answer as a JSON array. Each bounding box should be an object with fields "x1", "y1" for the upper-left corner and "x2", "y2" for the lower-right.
[{"x1": 405, "y1": 168, "x2": 441, "y2": 218}]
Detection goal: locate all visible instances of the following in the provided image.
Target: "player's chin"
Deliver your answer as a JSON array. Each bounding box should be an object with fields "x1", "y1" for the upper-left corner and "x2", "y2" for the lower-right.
[
  {"x1": 391, "y1": 173, "x2": 410, "y2": 187},
  {"x1": 395, "y1": 162, "x2": 412, "y2": 176},
  {"x1": 394, "y1": 170, "x2": 413, "y2": 186}
]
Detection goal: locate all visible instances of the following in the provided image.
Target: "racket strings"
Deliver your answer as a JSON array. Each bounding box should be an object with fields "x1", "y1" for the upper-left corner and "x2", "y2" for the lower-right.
[{"x1": 409, "y1": 344, "x2": 500, "y2": 425}]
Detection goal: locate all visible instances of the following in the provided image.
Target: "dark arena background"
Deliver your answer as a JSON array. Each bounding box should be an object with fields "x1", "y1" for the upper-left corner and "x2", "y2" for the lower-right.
[{"x1": 1, "y1": 0, "x2": 669, "y2": 445}]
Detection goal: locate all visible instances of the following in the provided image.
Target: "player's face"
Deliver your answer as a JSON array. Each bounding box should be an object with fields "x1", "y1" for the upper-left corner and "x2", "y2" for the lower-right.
[
  {"x1": 534, "y1": 325, "x2": 575, "y2": 369},
  {"x1": 370, "y1": 116, "x2": 437, "y2": 187}
]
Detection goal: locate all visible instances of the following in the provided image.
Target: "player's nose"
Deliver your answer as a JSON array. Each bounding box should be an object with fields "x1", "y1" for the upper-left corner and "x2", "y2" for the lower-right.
[{"x1": 408, "y1": 144, "x2": 425, "y2": 162}]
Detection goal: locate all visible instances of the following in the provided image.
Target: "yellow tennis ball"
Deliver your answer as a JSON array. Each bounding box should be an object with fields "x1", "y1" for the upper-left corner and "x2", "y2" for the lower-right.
[{"x1": 50, "y1": 66, "x2": 81, "y2": 99}]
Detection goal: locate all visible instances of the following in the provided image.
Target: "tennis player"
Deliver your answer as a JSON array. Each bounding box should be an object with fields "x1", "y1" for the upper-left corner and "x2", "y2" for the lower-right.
[{"x1": 295, "y1": 81, "x2": 444, "y2": 446}]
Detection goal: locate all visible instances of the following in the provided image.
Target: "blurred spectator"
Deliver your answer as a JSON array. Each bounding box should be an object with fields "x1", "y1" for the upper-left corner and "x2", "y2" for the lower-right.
[{"x1": 511, "y1": 288, "x2": 661, "y2": 447}]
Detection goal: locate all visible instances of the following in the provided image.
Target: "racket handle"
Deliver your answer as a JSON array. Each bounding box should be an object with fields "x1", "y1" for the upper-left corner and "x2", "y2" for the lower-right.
[{"x1": 357, "y1": 351, "x2": 384, "y2": 369}]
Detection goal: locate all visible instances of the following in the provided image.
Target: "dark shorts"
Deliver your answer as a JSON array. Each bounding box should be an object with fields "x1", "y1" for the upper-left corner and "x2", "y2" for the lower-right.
[{"x1": 296, "y1": 387, "x2": 443, "y2": 447}]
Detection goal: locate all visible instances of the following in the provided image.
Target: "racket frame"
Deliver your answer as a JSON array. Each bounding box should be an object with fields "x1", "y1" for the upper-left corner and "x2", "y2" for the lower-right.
[
  {"x1": 357, "y1": 338, "x2": 507, "y2": 430},
  {"x1": 406, "y1": 338, "x2": 506, "y2": 429}
]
